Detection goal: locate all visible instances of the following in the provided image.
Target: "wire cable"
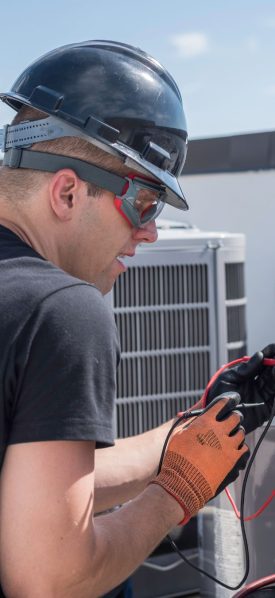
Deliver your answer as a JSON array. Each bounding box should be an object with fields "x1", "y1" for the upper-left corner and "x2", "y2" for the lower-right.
[
  {"x1": 200, "y1": 356, "x2": 275, "y2": 521},
  {"x1": 225, "y1": 486, "x2": 275, "y2": 521},
  {"x1": 157, "y1": 396, "x2": 275, "y2": 590},
  {"x1": 142, "y1": 550, "x2": 198, "y2": 572},
  {"x1": 200, "y1": 357, "x2": 275, "y2": 407},
  {"x1": 234, "y1": 574, "x2": 275, "y2": 597}
]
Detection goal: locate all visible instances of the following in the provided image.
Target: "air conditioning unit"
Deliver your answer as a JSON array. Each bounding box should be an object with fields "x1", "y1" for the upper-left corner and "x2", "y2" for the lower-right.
[
  {"x1": 110, "y1": 221, "x2": 247, "y2": 598},
  {"x1": 112, "y1": 222, "x2": 246, "y2": 440}
]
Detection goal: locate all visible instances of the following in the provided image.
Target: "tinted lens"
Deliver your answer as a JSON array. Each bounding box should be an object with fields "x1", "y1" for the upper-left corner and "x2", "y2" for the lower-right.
[
  {"x1": 115, "y1": 175, "x2": 166, "y2": 227},
  {"x1": 134, "y1": 186, "x2": 159, "y2": 213},
  {"x1": 139, "y1": 198, "x2": 165, "y2": 224}
]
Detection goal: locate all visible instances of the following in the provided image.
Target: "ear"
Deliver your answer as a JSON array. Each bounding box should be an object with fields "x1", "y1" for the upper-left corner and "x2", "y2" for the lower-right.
[{"x1": 49, "y1": 170, "x2": 82, "y2": 222}]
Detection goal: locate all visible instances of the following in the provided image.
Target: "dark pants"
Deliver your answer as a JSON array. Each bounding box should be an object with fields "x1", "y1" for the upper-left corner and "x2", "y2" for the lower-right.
[{"x1": 103, "y1": 578, "x2": 133, "y2": 598}]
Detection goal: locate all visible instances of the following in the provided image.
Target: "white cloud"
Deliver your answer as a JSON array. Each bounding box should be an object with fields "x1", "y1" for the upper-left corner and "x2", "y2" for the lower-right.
[{"x1": 170, "y1": 32, "x2": 209, "y2": 58}]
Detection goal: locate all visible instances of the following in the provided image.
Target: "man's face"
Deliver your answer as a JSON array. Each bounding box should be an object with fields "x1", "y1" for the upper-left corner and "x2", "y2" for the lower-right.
[
  {"x1": 68, "y1": 180, "x2": 158, "y2": 287},
  {"x1": 94, "y1": 220, "x2": 158, "y2": 295}
]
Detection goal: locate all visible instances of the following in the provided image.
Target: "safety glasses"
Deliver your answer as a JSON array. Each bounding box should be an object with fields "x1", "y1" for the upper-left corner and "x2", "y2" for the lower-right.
[
  {"x1": 2, "y1": 148, "x2": 167, "y2": 229},
  {"x1": 114, "y1": 173, "x2": 166, "y2": 228}
]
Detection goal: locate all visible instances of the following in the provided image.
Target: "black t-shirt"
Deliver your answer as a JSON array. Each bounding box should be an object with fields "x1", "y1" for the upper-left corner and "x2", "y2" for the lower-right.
[{"x1": 0, "y1": 224, "x2": 120, "y2": 470}]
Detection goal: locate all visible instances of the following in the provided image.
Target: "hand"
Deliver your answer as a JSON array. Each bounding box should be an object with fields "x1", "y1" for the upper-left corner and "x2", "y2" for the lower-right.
[
  {"x1": 150, "y1": 393, "x2": 249, "y2": 524},
  {"x1": 207, "y1": 345, "x2": 275, "y2": 434}
]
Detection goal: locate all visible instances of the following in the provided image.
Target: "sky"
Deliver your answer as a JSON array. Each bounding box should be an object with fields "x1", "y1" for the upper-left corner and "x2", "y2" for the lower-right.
[{"x1": 1, "y1": 0, "x2": 275, "y2": 140}]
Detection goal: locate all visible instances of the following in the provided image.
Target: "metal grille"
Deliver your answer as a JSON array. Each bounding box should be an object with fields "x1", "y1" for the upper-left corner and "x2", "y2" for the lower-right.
[
  {"x1": 115, "y1": 306, "x2": 209, "y2": 353},
  {"x1": 116, "y1": 394, "x2": 202, "y2": 436},
  {"x1": 225, "y1": 262, "x2": 245, "y2": 300},
  {"x1": 117, "y1": 351, "x2": 210, "y2": 398},
  {"x1": 227, "y1": 304, "x2": 246, "y2": 343},
  {"x1": 225, "y1": 262, "x2": 247, "y2": 360},
  {"x1": 113, "y1": 263, "x2": 208, "y2": 307},
  {"x1": 114, "y1": 263, "x2": 210, "y2": 437}
]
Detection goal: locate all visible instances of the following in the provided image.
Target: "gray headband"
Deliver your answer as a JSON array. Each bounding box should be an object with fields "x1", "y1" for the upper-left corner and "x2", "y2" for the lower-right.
[
  {"x1": 2, "y1": 147, "x2": 127, "y2": 196},
  {"x1": 0, "y1": 115, "x2": 109, "y2": 153}
]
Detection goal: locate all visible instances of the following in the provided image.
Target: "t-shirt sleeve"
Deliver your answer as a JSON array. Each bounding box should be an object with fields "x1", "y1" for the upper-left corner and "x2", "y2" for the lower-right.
[{"x1": 9, "y1": 284, "x2": 120, "y2": 448}]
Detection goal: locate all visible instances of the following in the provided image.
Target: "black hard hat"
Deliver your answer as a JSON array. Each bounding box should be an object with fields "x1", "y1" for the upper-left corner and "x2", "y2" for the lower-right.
[{"x1": 0, "y1": 40, "x2": 188, "y2": 210}]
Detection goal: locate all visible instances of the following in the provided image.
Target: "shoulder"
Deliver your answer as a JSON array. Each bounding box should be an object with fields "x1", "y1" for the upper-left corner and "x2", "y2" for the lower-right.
[
  {"x1": 9, "y1": 256, "x2": 116, "y2": 333},
  {"x1": 6, "y1": 258, "x2": 120, "y2": 360},
  {"x1": 37, "y1": 279, "x2": 117, "y2": 344},
  {"x1": 1, "y1": 252, "x2": 104, "y2": 311}
]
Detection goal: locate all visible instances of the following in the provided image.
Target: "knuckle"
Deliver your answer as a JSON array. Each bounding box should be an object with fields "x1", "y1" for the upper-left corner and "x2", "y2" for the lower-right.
[
  {"x1": 231, "y1": 409, "x2": 243, "y2": 422},
  {"x1": 236, "y1": 410, "x2": 244, "y2": 423}
]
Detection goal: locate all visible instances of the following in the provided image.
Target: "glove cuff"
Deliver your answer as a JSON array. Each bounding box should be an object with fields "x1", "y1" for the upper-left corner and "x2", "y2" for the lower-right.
[{"x1": 150, "y1": 450, "x2": 213, "y2": 524}]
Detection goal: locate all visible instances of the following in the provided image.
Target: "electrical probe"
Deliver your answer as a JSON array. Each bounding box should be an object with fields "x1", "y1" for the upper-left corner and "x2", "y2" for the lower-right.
[{"x1": 179, "y1": 402, "x2": 265, "y2": 419}]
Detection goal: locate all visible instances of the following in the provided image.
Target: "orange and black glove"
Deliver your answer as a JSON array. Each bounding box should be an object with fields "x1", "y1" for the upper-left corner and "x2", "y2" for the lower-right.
[
  {"x1": 207, "y1": 345, "x2": 275, "y2": 434},
  {"x1": 150, "y1": 393, "x2": 249, "y2": 524}
]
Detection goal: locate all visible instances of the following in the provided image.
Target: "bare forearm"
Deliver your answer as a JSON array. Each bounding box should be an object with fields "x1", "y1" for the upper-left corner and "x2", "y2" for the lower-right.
[
  {"x1": 78, "y1": 485, "x2": 183, "y2": 597},
  {"x1": 94, "y1": 419, "x2": 173, "y2": 512},
  {"x1": 4, "y1": 483, "x2": 183, "y2": 598},
  {"x1": 94, "y1": 396, "x2": 204, "y2": 512}
]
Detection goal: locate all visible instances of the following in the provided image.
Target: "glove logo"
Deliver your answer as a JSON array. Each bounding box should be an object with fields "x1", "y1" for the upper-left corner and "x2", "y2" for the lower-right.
[{"x1": 196, "y1": 430, "x2": 222, "y2": 449}]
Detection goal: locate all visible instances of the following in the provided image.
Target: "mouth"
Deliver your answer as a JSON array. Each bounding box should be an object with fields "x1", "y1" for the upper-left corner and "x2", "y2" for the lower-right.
[
  {"x1": 116, "y1": 255, "x2": 127, "y2": 267},
  {"x1": 116, "y1": 253, "x2": 135, "y2": 270}
]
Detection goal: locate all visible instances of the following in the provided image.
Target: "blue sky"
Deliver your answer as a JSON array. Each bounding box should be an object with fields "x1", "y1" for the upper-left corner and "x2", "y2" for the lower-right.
[{"x1": 1, "y1": 0, "x2": 275, "y2": 139}]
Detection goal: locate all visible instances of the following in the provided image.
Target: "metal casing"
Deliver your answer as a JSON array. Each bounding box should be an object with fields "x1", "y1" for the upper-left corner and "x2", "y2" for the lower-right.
[
  {"x1": 110, "y1": 222, "x2": 247, "y2": 598},
  {"x1": 112, "y1": 223, "x2": 246, "y2": 439}
]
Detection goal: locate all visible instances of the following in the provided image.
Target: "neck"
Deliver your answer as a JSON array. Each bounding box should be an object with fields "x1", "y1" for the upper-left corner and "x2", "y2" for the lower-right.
[
  {"x1": 0, "y1": 205, "x2": 59, "y2": 266},
  {"x1": 0, "y1": 218, "x2": 34, "y2": 248}
]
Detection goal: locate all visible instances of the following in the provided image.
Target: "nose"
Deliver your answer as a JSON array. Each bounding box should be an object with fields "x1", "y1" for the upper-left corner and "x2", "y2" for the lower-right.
[{"x1": 132, "y1": 220, "x2": 158, "y2": 244}]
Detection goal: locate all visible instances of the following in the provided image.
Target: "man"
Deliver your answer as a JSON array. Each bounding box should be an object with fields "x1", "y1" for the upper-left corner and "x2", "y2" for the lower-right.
[{"x1": 0, "y1": 40, "x2": 273, "y2": 598}]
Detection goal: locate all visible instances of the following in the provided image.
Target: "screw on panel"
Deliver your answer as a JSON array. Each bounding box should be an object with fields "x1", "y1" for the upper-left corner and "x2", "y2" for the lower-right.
[{"x1": 206, "y1": 240, "x2": 224, "y2": 250}]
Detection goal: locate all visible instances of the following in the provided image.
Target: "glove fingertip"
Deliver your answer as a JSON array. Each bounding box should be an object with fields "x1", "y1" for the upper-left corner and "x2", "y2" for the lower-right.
[
  {"x1": 215, "y1": 392, "x2": 241, "y2": 421},
  {"x1": 262, "y1": 344, "x2": 275, "y2": 358},
  {"x1": 238, "y1": 351, "x2": 264, "y2": 378},
  {"x1": 238, "y1": 449, "x2": 250, "y2": 470}
]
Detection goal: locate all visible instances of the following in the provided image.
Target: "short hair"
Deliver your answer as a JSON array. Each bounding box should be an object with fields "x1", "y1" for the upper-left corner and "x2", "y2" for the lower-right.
[{"x1": 0, "y1": 106, "x2": 129, "y2": 202}]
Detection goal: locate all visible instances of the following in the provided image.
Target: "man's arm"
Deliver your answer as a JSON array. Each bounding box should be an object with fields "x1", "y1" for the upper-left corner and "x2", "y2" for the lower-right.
[
  {"x1": 0, "y1": 440, "x2": 182, "y2": 598},
  {"x1": 94, "y1": 419, "x2": 172, "y2": 512},
  {"x1": 95, "y1": 396, "x2": 205, "y2": 512},
  {"x1": 0, "y1": 395, "x2": 246, "y2": 598}
]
